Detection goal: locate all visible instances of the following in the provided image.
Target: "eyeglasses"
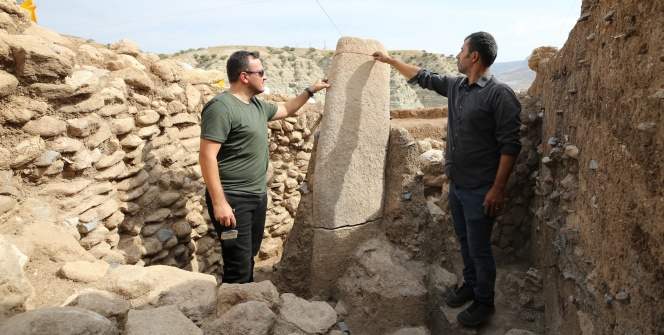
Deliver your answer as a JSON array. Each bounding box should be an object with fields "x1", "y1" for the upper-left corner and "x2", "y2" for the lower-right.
[{"x1": 243, "y1": 69, "x2": 266, "y2": 77}]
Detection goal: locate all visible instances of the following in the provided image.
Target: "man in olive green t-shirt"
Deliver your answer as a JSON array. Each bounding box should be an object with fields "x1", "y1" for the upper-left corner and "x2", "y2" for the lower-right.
[{"x1": 199, "y1": 50, "x2": 330, "y2": 283}]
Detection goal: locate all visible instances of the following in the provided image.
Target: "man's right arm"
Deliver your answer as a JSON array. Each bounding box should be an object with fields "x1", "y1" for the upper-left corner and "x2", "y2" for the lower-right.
[
  {"x1": 372, "y1": 51, "x2": 421, "y2": 80},
  {"x1": 199, "y1": 138, "x2": 236, "y2": 228}
]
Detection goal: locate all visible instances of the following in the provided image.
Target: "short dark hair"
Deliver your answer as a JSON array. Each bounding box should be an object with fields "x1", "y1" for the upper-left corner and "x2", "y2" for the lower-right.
[
  {"x1": 465, "y1": 32, "x2": 497, "y2": 67},
  {"x1": 227, "y1": 50, "x2": 260, "y2": 82}
]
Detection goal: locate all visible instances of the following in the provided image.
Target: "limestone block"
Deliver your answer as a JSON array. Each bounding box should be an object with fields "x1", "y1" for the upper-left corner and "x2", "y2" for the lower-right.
[
  {"x1": 96, "y1": 151, "x2": 125, "y2": 169},
  {"x1": 278, "y1": 293, "x2": 336, "y2": 334},
  {"x1": 0, "y1": 69, "x2": 18, "y2": 97},
  {"x1": 170, "y1": 220, "x2": 192, "y2": 239},
  {"x1": 65, "y1": 70, "x2": 100, "y2": 95},
  {"x1": 0, "y1": 96, "x2": 39, "y2": 124},
  {"x1": 62, "y1": 288, "x2": 131, "y2": 329},
  {"x1": 336, "y1": 238, "x2": 427, "y2": 334},
  {"x1": 33, "y1": 150, "x2": 61, "y2": 167},
  {"x1": 202, "y1": 301, "x2": 275, "y2": 335},
  {"x1": 124, "y1": 305, "x2": 202, "y2": 335},
  {"x1": 0, "y1": 307, "x2": 114, "y2": 335},
  {"x1": 167, "y1": 100, "x2": 187, "y2": 115},
  {"x1": 57, "y1": 95, "x2": 105, "y2": 114},
  {"x1": 11, "y1": 136, "x2": 45, "y2": 168},
  {"x1": 66, "y1": 116, "x2": 98, "y2": 137},
  {"x1": 87, "y1": 122, "x2": 113, "y2": 149},
  {"x1": 38, "y1": 179, "x2": 91, "y2": 197},
  {"x1": 145, "y1": 208, "x2": 171, "y2": 223},
  {"x1": 51, "y1": 136, "x2": 84, "y2": 153},
  {"x1": 171, "y1": 112, "x2": 198, "y2": 125},
  {"x1": 94, "y1": 161, "x2": 127, "y2": 181},
  {"x1": 0, "y1": 235, "x2": 34, "y2": 319},
  {"x1": 99, "y1": 87, "x2": 127, "y2": 104},
  {"x1": 110, "y1": 117, "x2": 135, "y2": 135},
  {"x1": 80, "y1": 224, "x2": 110, "y2": 250},
  {"x1": 110, "y1": 68, "x2": 154, "y2": 91},
  {"x1": 98, "y1": 104, "x2": 128, "y2": 117},
  {"x1": 22, "y1": 221, "x2": 95, "y2": 262},
  {"x1": 104, "y1": 210, "x2": 124, "y2": 230},
  {"x1": 151, "y1": 59, "x2": 184, "y2": 82},
  {"x1": 0, "y1": 195, "x2": 17, "y2": 214},
  {"x1": 77, "y1": 44, "x2": 106, "y2": 64},
  {"x1": 313, "y1": 37, "x2": 390, "y2": 229},
  {"x1": 310, "y1": 221, "x2": 378, "y2": 297},
  {"x1": 216, "y1": 280, "x2": 280, "y2": 316},
  {"x1": 185, "y1": 84, "x2": 202, "y2": 112},
  {"x1": 182, "y1": 68, "x2": 224, "y2": 85},
  {"x1": 59, "y1": 260, "x2": 110, "y2": 283},
  {"x1": 135, "y1": 109, "x2": 160, "y2": 126},
  {"x1": 136, "y1": 125, "x2": 160, "y2": 138},
  {"x1": 120, "y1": 134, "x2": 144, "y2": 148},
  {"x1": 110, "y1": 38, "x2": 141, "y2": 56},
  {"x1": 0, "y1": 34, "x2": 74, "y2": 83}
]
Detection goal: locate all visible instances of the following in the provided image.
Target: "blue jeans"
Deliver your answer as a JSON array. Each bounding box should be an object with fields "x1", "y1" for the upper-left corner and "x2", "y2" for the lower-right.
[
  {"x1": 206, "y1": 191, "x2": 267, "y2": 284},
  {"x1": 448, "y1": 181, "x2": 496, "y2": 305}
]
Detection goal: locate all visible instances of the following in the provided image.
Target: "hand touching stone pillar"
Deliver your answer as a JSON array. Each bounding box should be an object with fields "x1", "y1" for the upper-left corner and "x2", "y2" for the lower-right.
[{"x1": 313, "y1": 36, "x2": 391, "y2": 229}]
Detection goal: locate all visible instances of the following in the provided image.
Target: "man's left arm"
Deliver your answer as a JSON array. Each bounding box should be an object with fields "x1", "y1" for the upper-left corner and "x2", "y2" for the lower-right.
[
  {"x1": 484, "y1": 154, "x2": 517, "y2": 217},
  {"x1": 272, "y1": 78, "x2": 330, "y2": 121},
  {"x1": 483, "y1": 86, "x2": 522, "y2": 217}
]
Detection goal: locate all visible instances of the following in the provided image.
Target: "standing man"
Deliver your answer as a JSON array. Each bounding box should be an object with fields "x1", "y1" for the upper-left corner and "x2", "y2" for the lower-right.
[
  {"x1": 199, "y1": 50, "x2": 330, "y2": 284},
  {"x1": 373, "y1": 32, "x2": 521, "y2": 326}
]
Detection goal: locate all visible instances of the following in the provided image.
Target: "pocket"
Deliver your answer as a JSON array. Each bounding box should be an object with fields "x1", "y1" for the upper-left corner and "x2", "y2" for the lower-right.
[{"x1": 466, "y1": 183, "x2": 493, "y2": 197}]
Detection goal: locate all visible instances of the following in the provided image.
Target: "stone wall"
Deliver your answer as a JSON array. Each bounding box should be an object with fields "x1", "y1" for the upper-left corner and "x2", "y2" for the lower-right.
[
  {"x1": 0, "y1": 1, "x2": 318, "y2": 283},
  {"x1": 529, "y1": 0, "x2": 663, "y2": 334}
]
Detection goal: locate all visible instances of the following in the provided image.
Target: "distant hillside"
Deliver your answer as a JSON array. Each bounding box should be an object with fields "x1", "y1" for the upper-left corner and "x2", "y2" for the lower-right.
[
  {"x1": 491, "y1": 59, "x2": 535, "y2": 92},
  {"x1": 168, "y1": 46, "x2": 533, "y2": 108}
]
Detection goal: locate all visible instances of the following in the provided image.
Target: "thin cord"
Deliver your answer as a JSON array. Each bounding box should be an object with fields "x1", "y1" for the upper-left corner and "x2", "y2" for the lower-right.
[
  {"x1": 315, "y1": 0, "x2": 343, "y2": 36},
  {"x1": 554, "y1": 0, "x2": 580, "y2": 47},
  {"x1": 333, "y1": 51, "x2": 374, "y2": 57}
]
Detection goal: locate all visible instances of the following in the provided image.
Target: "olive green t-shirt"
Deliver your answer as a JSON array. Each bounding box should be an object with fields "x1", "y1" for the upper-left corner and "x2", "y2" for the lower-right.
[{"x1": 200, "y1": 92, "x2": 278, "y2": 195}]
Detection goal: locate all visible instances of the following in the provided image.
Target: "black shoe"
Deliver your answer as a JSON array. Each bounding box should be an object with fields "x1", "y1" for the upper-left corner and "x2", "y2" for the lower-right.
[
  {"x1": 445, "y1": 282, "x2": 475, "y2": 308},
  {"x1": 456, "y1": 300, "x2": 496, "y2": 327}
]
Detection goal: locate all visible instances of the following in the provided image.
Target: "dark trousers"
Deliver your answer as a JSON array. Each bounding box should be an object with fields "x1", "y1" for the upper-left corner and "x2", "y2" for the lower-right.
[
  {"x1": 205, "y1": 190, "x2": 267, "y2": 284},
  {"x1": 448, "y1": 181, "x2": 497, "y2": 305}
]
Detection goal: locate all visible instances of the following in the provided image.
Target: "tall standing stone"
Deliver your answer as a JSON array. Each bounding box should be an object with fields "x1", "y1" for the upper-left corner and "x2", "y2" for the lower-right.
[
  {"x1": 313, "y1": 36, "x2": 390, "y2": 228},
  {"x1": 310, "y1": 37, "x2": 390, "y2": 297}
]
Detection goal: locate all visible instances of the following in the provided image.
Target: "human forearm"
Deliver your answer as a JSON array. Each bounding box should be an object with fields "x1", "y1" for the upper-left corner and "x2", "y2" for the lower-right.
[
  {"x1": 199, "y1": 139, "x2": 227, "y2": 207},
  {"x1": 483, "y1": 154, "x2": 517, "y2": 216},
  {"x1": 372, "y1": 51, "x2": 421, "y2": 79},
  {"x1": 493, "y1": 154, "x2": 517, "y2": 191},
  {"x1": 273, "y1": 78, "x2": 330, "y2": 120}
]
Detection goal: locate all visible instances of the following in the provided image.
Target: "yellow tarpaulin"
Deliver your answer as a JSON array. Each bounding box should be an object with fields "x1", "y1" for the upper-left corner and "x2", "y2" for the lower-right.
[{"x1": 19, "y1": 0, "x2": 37, "y2": 23}]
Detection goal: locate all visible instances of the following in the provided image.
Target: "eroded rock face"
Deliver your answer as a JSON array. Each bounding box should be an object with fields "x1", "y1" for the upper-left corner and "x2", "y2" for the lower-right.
[{"x1": 529, "y1": 1, "x2": 664, "y2": 334}]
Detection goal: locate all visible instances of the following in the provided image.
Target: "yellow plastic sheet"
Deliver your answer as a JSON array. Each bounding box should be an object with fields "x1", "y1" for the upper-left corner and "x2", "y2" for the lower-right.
[{"x1": 19, "y1": 0, "x2": 37, "y2": 23}]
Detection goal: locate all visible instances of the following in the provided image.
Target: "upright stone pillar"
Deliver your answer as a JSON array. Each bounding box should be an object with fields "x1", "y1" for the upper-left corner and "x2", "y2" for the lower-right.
[{"x1": 310, "y1": 36, "x2": 390, "y2": 296}]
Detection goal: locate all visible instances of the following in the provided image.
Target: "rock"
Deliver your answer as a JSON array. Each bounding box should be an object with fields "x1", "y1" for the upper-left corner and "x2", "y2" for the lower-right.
[
  {"x1": 104, "y1": 265, "x2": 216, "y2": 319},
  {"x1": 202, "y1": 301, "x2": 275, "y2": 335},
  {"x1": 110, "y1": 38, "x2": 141, "y2": 56},
  {"x1": 11, "y1": 136, "x2": 45, "y2": 168},
  {"x1": 110, "y1": 117, "x2": 136, "y2": 135},
  {"x1": 0, "y1": 195, "x2": 17, "y2": 214},
  {"x1": 22, "y1": 221, "x2": 95, "y2": 262},
  {"x1": 62, "y1": 288, "x2": 131, "y2": 329},
  {"x1": 278, "y1": 293, "x2": 336, "y2": 334},
  {"x1": 387, "y1": 327, "x2": 431, "y2": 335},
  {"x1": 0, "y1": 307, "x2": 115, "y2": 335},
  {"x1": 0, "y1": 235, "x2": 34, "y2": 320},
  {"x1": 216, "y1": 280, "x2": 281, "y2": 316},
  {"x1": 59, "y1": 260, "x2": 110, "y2": 283},
  {"x1": 124, "y1": 305, "x2": 202, "y2": 335},
  {"x1": 110, "y1": 68, "x2": 154, "y2": 92},
  {"x1": 0, "y1": 34, "x2": 74, "y2": 83},
  {"x1": 151, "y1": 59, "x2": 184, "y2": 83},
  {"x1": 0, "y1": 69, "x2": 19, "y2": 97}
]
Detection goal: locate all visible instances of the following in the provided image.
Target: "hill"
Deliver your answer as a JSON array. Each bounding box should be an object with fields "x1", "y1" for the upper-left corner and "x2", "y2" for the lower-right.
[{"x1": 167, "y1": 46, "x2": 532, "y2": 109}]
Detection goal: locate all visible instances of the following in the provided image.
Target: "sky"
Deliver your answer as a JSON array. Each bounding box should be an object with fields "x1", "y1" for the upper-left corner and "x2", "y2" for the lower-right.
[{"x1": 31, "y1": 0, "x2": 581, "y2": 63}]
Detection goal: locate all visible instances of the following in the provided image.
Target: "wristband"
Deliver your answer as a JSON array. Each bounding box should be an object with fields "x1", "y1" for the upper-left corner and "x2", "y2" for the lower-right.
[{"x1": 305, "y1": 87, "x2": 314, "y2": 98}]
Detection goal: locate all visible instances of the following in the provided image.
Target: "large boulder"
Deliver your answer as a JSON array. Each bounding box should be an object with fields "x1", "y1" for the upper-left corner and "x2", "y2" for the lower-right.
[{"x1": 0, "y1": 307, "x2": 115, "y2": 335}]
